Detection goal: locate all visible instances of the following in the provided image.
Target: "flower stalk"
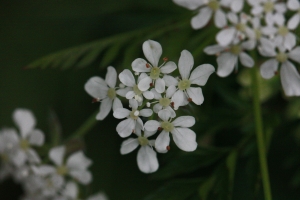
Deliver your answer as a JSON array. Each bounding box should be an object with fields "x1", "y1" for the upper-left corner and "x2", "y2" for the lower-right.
[{"x1": 250, "y1": 65, "x2": 272, "y2": 200}]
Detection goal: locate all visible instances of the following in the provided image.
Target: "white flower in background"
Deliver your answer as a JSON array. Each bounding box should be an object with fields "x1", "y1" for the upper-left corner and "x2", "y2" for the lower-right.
[
  {"x1": 287, "y1": 0, "x2": 300, "y2": 30},
  {"x1": 85, "y1": 66, "x2": 124, "y2": 120},
  {"x1": 34, "y1": 146, "x2": 92, "y2": 185},
  {"x1": 204, "y1": 41, "x2": 254, "y2": 77},
  {"x1": 9, "y1": 109, "x2": 44, "y2": 167},
  {"x1": 113, "y1": 99, "x2": 153, "y2": 138},
  {"x1": 173, "y1": 0, "x2": 228, "y2": 29},
  {"x1": 132, "y1": 40, "x2": 177, "y2": 93},
  {"x1": 144, "y1": 111, "x2": 197, "y2": 153},
  {"x1": 248, "y1": 0, "x2": 286, "y2": 19},
  {"x1": 120, "y1": 128, "x2": 158, "y2": 173},
  {"x1": 150, "y1": 85, "x2": 177, "y2": 118},
  {"x1": 259, "y1": 42, "x2": 300, "y2": 96},
  {"x1": 167, "y1": 50, "x2": 215, "y2": 109},
  {"x1": 119, "y1": 69, "x2": 154, "y2": 103},
  {"x1": 55, "y1": 181, "x2": 78, "y2": 200},
  {"x1": 87, "y1": 192, "x2": 109, "y2": 200},
  {"x1": 261, "y1": 13, "x2": 296, "y2": 50},
  {"x1": 216, "y1": 12, "x2": 254, "y2": 46}
]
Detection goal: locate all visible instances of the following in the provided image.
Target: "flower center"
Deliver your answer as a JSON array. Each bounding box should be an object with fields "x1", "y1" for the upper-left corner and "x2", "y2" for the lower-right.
[
  {"x1": 138, "y1": 136, "x2": 149, "y2": 146},
  {"x1": 161, "y1": 121, "x2": 174, "y2": 132},
  {"x1": 56, "y1": 165, "x2": 68, "y2": 176},
  {"x1": 130, "y1": 109, "x2": 139, "y2": 120},
  {"x1": 19, "y1": 139, "x2": 30, "y2": 150},
  {"x1": 276, "y1": 52, "x2": 287, "y2": 63},
  {"x1": 133, "y1": 84, "x2": 142, "y2": 95},
  {"x1": 230, "y1": 45, "x2": 242, "y2": 55},
  {"x1": 178, "y1": 79, "x2": 191, "y2": 90},
  {"x1": 235, "y1": 23, "x2": 246, "y2": 32},
  {"x1": 254, "y1": 29, "x2": 262, "y2": 39},
  {"x1": 278, "y1": 26, "x2": 288, "y2": 36},
  {"x1": 207, "y1": 0, "x2": 219, "y2": 11},
  {"x1": 263, "y1": 1, "x2": 274, "y2": 13},
  {"x1": 159, "y1": 97, "x2": 171, "y2": 108},
  {"x1": 107, "y1": 88, "x2": 116, "y2": 99},
  {"x1": 150, "y1": 67, "x2": 161, "y2": 80}
]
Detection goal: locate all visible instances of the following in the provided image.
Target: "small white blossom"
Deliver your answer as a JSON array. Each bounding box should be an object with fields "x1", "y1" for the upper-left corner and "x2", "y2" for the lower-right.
[{"x1": 287, "y1": 0, "x2": 300, "y2": 30}]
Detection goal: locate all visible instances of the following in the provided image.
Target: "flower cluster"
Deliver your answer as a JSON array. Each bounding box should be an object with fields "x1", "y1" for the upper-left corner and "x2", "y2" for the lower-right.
[
  {"x1": 0, "y1": 109, "x2": 108, "y2": 200},
  {"x1": 85, "y1": 40, "x2": 215, "y2": 173},
  {"x1": 173, "y1": 0, "x2": 300, "y2": 96}
]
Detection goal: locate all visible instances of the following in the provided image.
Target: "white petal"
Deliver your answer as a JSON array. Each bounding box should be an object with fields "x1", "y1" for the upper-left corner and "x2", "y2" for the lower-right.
[
  {"x1": 143, "y1": 40, "x2": 162, "y2": 67},
  {"x1": 105, "y1": 66, "x2": 117, "y2": 88},
  {"x1": 69, "y1": 170, "x2": 92, "y2": 185},
  {"x1": 28, "y1": 130, "x2": 44, "y2": 146},
  {"x1": 137, "y1": 146, "x2": 159, "y2": 173},
  {"x1": 138, "y1": 72, "x2": 148, "y2": 82},
  {"x1": 153, "y1": 103, "x2": 163, "y2": 113},
  {"x1": 129, "y1": 99, "x2": 138, "y2": 109},
  {"x1": 172, "y1": 116, "x2": 195, "y2": 127},
  {"x1": 84, "y1": 76, "x2": 108, "y2": 99},
  {"x1": 116, "y1": 118, "x2": 135, "y2": 138},
  {"x1": 227, "y1": 12, "x2": 238, "y2": 24},
  {"x1": 119, "y1": 69, "x2": 135, "y2": 87},
  {"x1": 171, "y1": 90, "x2": 186, "y2": 109},
  {"x1": 280, "y1": 61, "x2": 300, "y2": 96},
  {"x1": 242, "y1": 40, "x2": 256, "y2": 50},
  {"x1": 216, "y1": 52, "x2": 237, "y2": 77},
  {"x1": 239, "y1": 52, "x2": 254, "y2": 67},
  {"x1": 178, "y1": 50, "x2": 194, "y2": 79},
  {"x1": 171, "y1": 128, "x2": 197, "y2": 152},
  {"x1": 288, "y1": 46, "x2": 300, "y2": 64},
  {"x1": 191, "y1": 7, "x2": 213, "y2": 29},
  {"x1": 49, "y1": 146, "x2": 65, "y2": 166},
  {"x1": 189, "y1": 64, "x2": 215, "y2": 86},
  {"x1": 32, "y1": 165, "x2": 55, "y2": 176},
  {"x1": 144, "y1": 130, "x2": 157, "y2": 138},
  {"x1": 117, "y1": 87, "x2": 131, "y2": 97},
  {"x1": 151, "y1": 88, "x2": 162, "y2": 99},
  {"x1": 66, "y1": 151, "x2": 92, "y2": 170},
  {"x1": 214, "y1": 9, "x2": 227, "y2": 28},
  {"x1": 13, "y1": 109, "x2": 36, "y2": 138},
  {"x1": 158, "y1": 109, "x2": 172, "y2": 121},
  {"x1": 138, "y1": 76, "x2": 152, "y2": 91},
  {"x1": 284, "y1": 33, "x2": 296, "y2": 50},
  {"x1": 139, "y1": 109, "x2": 153, "y2": 117},
  {"x1": 144, "y1": 120, "x2": 160, "y2": 132},
  {"x1": 260, "y1": 59, "x2": 279, "y2": 79},
  {"x1": 231, "y1": 0, "x2": 243, "y2": 12},
  {"x1": 120, "y1": 138, "x2": 139, "y2": 154},
  {"x1": 143, "y1": 91, "x2": 154, "y2": 99},
  {"x1": 126, "y1": 90, "x2": 135, "y2": 99},
  {"x1": 166, "y1": 106, "x2": 176, "y2": 118},
  {"x1": 166, "y1": 85, "x2": 177, "y2": 98},
  {"x1": 172, "y1": 0, "x2": 203, "y2": 10},
  {"x1": 216, "y1": 27, "x2": 236, "y2": 47},
  {"x1": 155, "y1": 131, "x2": 170, "y2": 153},
  {"x1": 163, "y1": 75, "x2": 178, "y2": 86},
  {"x1": 87, "y1": 193, "x2": 108, "y2": 200},
  {"x1": 160, "y1": 61, "x2": 177, "y2": 74},
  {"x1": 288, "y1": 14, "x2": 300, "y2": 30},
  {"x1": 96, "y1": 98, "x2": 112, "y2": 120},
  {"x1": 113, "y1": 97, "x2": 123, "y2": 111},
  {"x1": 27, "y1": 149, "x2": 41, "y2": 164},
  {"x1": 132, "y1": 58, "x2": 151, "y2": 72},
  {"x1": 287, "y1": 0, "x2": 300, "y2": 10},
  {"x1": 187, "y1": 87, "x2": 204, "y2": 105},
  {"x1": 113, "y1": 108, "x2": 130, "y2": 119},
  {"x1": 204, "y1": 44, "x2": 225, "y2": 55},
  {"x1": 12, "y1": 150, "x2": 26, "y2": 167},
  {"x1": 251, "y1": 6, "x2": 263, "y2": 16},
  {"x1": 274, "y1": 3, "x2": 287, "y2": 13},
  {"x1": 155, "y1": 78, "x2": 165, "y2": 93}
]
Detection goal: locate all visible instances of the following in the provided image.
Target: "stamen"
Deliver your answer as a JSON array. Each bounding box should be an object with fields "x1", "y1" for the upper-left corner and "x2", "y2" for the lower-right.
[
  {"x1": 166, "y1": 146, "x2": 170, "y2": 151},
  {"x1": 146, "y1": 102, "x2": 151, "y2": 107},
  {"x1": 274, "y1": 71, "x2": 278, "y2": 75},
  {"x1": 134, "y1": 111, "x2": 139, "y2": 116},
  {"x1": 188, "y1": 98, "x2": 192, "y2": 102},
  {"x1": 158, "y1": 127, "x2": 162, "y2": 131},
  {"x1": 150, "y1": 83, "x2": 154, "y2": 87},
  {"x1": 163, "y1": 57, "x2": 168, "y2": 62},
  {"x1": 146, "y1": 63, "x2": 151, "y2": 68},
  {"x1": 92, "y1": 98, "x2": 100, "y2": 103}
]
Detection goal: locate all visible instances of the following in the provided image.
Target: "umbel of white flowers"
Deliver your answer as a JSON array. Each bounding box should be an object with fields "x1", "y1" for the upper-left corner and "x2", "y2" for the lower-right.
[{"x1": 85, "y1": 39, "x2": 215, "y2": 173}]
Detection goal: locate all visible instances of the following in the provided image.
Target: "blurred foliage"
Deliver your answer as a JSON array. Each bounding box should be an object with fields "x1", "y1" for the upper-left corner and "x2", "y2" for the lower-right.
[{"x1": 1, "y1": 0, "x2": 300, "y2": 200}]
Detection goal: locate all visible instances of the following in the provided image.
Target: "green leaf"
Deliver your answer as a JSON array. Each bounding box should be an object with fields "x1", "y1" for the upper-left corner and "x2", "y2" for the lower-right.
[
  {"x1": 199, "y1": 176, "x2": 216, "y2": 200},
  {"x1": 151, "y1": 147, "x2": 230, "y2": 180},
  {"x1": 144, "y1": 179, "x2": 203, "y2": 200},
  {"x1": 226, "y1": 150, "x2": 238, "y2": 199}
]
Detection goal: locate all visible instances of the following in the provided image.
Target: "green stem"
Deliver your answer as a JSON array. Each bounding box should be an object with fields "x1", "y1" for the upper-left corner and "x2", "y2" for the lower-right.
[
  {"x1": 70, "y1": 111, "x2": 98, "y2": 139},
  {"x1": 250, "y1": 66, "x2": 272, "y2": 200}
]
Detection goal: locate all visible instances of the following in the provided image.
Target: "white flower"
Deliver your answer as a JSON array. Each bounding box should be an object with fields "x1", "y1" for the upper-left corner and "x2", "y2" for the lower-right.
[
  {"x1": 120, "y1": 128, "x2": 158, "y2": 173},
  {"x1": 144, "y1": 111, "x2": 197, "y2": 153},
  {"x1": 119, "y1": 69, "x2": 154, "y2": 103},
  {"x1": 34, "y1": 146, "x2": 92, "y2": 185},
  {"x1": 85, "y1": 66, "x2": 124, "y2": 120},
  {"x1": 132, "y1": 40, "x2": 177, "y2": 93},
  {"x1": 216, "y1": 12, "x2": 254, "y2": 46},
  {"x1": 173, "y1": 0, "x2": 228, "y2": 29},
  {"x1": 287, "y1": 0, "x2": 300, "y2": 30},
  {"x1": 87, "y1": 192, "x2": 109, "y2": 200},
  {"x1": 259, "y1": 43, "x2": 300, "y2": 96},
  {"x1": 249, "y1": 0, "x2": 286, "y2": 19},
  {"x1": 9, "y1": 109, "x2": 44, "y2": 167},
  {"x1": 150, "y1": 85, "x2": 177, "y2": 118},
  {"x1": 204, "y1": 41, "x2": 254, "y2": 77},
  {"x1": 113, "y1": 99, "x2": 153, "y2": 138},
  {"x1": 167, "y1": 50, "x2": 215, "y2": 109}
]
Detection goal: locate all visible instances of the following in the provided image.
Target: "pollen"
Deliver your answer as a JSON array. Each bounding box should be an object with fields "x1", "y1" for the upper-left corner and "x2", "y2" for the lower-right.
[
  {"x1": 178, "y1": 79, "x2": 191, "y2": 90},
  {"x1": 150, "y1": 67, "x2": 161, "y2": 79},
  {"x1": 161, "y1": 121, "x2": 174, "y2": 132}
]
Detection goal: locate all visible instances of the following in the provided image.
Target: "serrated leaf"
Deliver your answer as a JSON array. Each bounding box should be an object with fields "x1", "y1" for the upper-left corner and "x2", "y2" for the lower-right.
[
  {"x1": 151, "y1": 147, "x2": 229, "y2": 180},
  {"x1": 144, "y1": 179, "x2": 203, "y2": 200},
  {"x1": 99, "y1": 42, "x2": 124, "y2": 68}
]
